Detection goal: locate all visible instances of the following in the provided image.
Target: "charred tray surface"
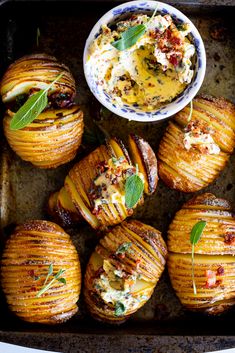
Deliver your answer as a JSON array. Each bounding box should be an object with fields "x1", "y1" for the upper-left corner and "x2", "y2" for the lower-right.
[{"x1": 0, "y1": 1, "x2": 235, "y2": 352}]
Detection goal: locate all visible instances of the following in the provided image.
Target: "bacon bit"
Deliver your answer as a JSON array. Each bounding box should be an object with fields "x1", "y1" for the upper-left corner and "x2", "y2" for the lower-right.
[
  {"x1": 205, "y1": 270, "x2": 221, "y2": 289},
  {"x1": 28, "y1": 270, "x2": 35, "y2": 277},
  {"x1": 224, "y1": 233, "x2": 235, "y2": 245},
  {"x1": 169, "y1": 54, "x2": 179, "y2": 67},
  {"x1": 217, "y1": 266, "x2": 224, "y2": 276},
  {"x1": 30, "y1": 286, "x2": 37, "y2": 292},
  {"x1": 135, "y1": 259, "x2": 141, "y2": 270},
  {"x1": 117, "y1": 253, "x2": 126, "y2": 259},
  {"x1": 94, "y1": 267, "x2": 105, "y2": 278}
]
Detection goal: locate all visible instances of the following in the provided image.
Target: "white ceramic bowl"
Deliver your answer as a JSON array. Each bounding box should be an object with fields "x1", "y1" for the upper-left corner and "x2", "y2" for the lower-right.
[{"x1": 83, "y1": 0, "x2": 206, "y2": 122}]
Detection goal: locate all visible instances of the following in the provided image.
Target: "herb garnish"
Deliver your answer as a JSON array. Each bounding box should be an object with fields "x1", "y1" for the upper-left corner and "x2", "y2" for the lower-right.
[
  {"x1": 36, "y1": 264, "x2": 66, "y2": 298},
  {"x1": 187, "y1": 100, "x2": 193, "y2": 122},
  {"x1": 116, "y1": 242, "x2": 132, "y2": 255},
  {"x1": 190, "y1": 221, "x2": 207, "y2": 295},
  {"x1": 114, "y1": 301, "x2": 126, "y2": 316},
  {"x1": 112, "y1": 7, "x2": 158, "y2": 51},
  {"x1": 36, "y1": 27, "x2": 40, "y2": 47},
  {"x1": 10, "y1": 72, "x2": 64, "y2": 131},
  {"x1": 125, "y1": 164, "x2": 144, "y2": 209}
]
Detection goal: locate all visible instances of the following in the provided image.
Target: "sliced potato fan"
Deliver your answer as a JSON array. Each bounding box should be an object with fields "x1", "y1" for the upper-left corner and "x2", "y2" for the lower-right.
[
  {"x1": 0, "y1": 53, "x2": 76, "y2": 106},
  {"x1": 167, "y1": 193, "x2": 235, "y2": 314},
  {"x1": 84, "y1": 220, "x2": 167, "y2": 323},
  {"x1": 4, "y1": 105, "x2": 84, "y2": 168},
  {"x1": 48, "y1": 135, "x2": 158, "y2": 230},
  {"x1": 1, "y1": 220, "x2": 81, "y2": 324},
  {"x1": 158, "y1": 96, "x2": 235, "y2": 192}
]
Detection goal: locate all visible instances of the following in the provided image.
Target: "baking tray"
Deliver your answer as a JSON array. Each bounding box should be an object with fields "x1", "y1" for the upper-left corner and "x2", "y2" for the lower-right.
[{"x1": 0, "y1": 1, "x2": 235, "y2": 352}]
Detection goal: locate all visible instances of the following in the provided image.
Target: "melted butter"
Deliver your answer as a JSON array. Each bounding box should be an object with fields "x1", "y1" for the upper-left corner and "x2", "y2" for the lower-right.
[
  {"x1": 93, "y1": 158, "x2": 144, "y2": 209},
  {"x1": 87, "y1": 15, "x2": 195, "y2": 111},
  {"x1": 117, "y1": 46, "x2": 185, "y2": 109},
  {"x1": 183, "y1": 132, "x2": 221, "y2": 155}
]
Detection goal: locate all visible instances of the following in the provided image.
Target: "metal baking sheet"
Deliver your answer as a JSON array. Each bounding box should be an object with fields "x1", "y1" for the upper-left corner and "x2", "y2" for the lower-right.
[{"x1": 0, "y1": 1, "x2": 235, "y2": 352}]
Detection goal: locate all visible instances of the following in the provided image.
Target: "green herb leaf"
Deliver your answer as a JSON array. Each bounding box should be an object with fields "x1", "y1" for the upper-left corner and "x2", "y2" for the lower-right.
[
  {"x1": 111, "y1": 6, "x2": 158, "y2": 51},
  {"x1": 36, "y1": 268, "x2": 66, "y2": 298},
  {"x1": 125, "y1": 165, "x2": 144, "y2": 208},
  {"x1": 114, "y1": 301, "x2": 126, "y2": 316},
  {"x1": 57, "y1": 277, "x2": 66, "y2": 285},
  {"x1": 54, "y1": 269, "x2": 66, "y2": 279},
  {"x1": 187, "y1": 100, "x2": 193, "y2": 122},
  {"x1": 112, "y1": 24, "x2": 146, "y2": 51},
  {"x1": 116, "y1": 242, "x2": 132, "y2": 255},
  {"x1": 190, "y1": 221, "x2": 207, "y2": 246},
  {"x1": 36, "y1": 27, "x2": 40, "y2": 47},
  {"x1": 190, "y1": 221, "x2": 207, "y2": 295},
  {"x1": 43, "y1": 263, "x2": 53, "y2": 286},
  {"x1": 10, "y1": 72, "x2": 64, "y2": 130}
]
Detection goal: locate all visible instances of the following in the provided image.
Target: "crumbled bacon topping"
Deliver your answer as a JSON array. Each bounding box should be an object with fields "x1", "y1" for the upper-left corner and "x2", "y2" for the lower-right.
[
  {"x1": 205, "y1": 269, "x2": 222, "y2": 289},
  {"x1": 224, "y1": 233, "x2": 235, "y2": 245}
]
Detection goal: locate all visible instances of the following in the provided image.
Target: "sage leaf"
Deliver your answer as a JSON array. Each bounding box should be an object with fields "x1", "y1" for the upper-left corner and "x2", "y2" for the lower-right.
[
  {"x1": 36, "y1": 27, "x2": 40, "y2": 47},
  {"x1": 190, "y1": 221, "x2": 207, "y2": 295},
  {"x1": 57, "y1": 277, "x2": 66, "y2": 285},
  {"x1": 190, "y1": 221, "x2": 207, "y2": 246},
  {"x1": 125, "y1": 165, "x2": 144, "y2": 208},
  {"x1": 187, "y1": 100, "x2": 193, "y2": 122},
  {"x1": 114, "y1": 301, "x2": 126, "y2": 316},
  {"x1": 112, "y1": 24, "x2": 146, "y2": 51},
  {"x1": 10, "y1": 72, "x2": 64, "y2": 130},
  {"x1": 116, "y1": 242, "x2": 132, "y2": 255},
  {"x1": 111, "y1": 6, "x2": 158, "y2": 51}
]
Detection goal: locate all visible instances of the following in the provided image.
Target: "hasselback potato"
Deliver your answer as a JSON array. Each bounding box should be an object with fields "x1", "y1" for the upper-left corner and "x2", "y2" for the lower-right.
[
  {"x1": 158, "y1": 96, "x2": 235, "y2": 192},
  {"x1": 4, "y1": 105, "x2": 84, "y2": 168},
  {"x1": 1, "y1": 220, "x2": 81, "y2": 324},
  {"x1": 84, "y1": 220, "x2": 167, "y2": 323},
  {"x1": 48, "y1": 134, "x2": 158, "y2": 230},
  {"x1": 0, "y1": 53, "x2": 84, "y2": 168},
  {"x1": 0, "y1": 53, "x2": 76, "y2": 106},
  {"x1": 167, "y1": 193, "x2": 235, "y2": 314}
]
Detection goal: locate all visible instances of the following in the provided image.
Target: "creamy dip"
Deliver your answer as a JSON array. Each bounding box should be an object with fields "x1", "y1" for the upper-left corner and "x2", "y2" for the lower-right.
[
  {"x1": 87, "y1": 13, "x2": 195, "y2": 110},
  {"x1": 89, "y1": 157, "x2": 145, "y2": 211}
]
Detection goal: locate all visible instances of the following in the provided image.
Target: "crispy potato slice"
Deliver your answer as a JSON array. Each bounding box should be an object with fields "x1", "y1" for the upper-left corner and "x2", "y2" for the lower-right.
[
  {"x1": 128, "y1": 134, "x2": 158, "y2": 195},
  {"x1": 84, "y1": 220, "x2": 167, "y2": 323},
  {"x1": 167, "y1": 193, "x2": 235, "y2": 314},
  {"x1": 4, "y1": 105, "x2": 84, "y2": 168},
  {"x1": 158, "y1": 96, "x2": 235, "y2": 192},
  {"x1": 1, "y1": 220, "x2": 81, "y2": 324}
]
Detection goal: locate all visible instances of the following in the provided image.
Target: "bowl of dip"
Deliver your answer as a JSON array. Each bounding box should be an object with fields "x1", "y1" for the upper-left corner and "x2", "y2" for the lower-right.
[{"x1": 83, "y1": 0, "x2": 206, "y2": 122}]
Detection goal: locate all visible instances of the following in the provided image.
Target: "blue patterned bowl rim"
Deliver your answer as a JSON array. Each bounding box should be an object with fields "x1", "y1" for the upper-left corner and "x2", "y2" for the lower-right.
[{"x1": 83, "y1": 0, "x2": 206, "y2": 123}]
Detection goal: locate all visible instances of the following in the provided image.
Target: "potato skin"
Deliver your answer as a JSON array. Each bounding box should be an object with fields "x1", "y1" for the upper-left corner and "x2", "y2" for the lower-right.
[
  {"x1": 1, "y1": 220, "x2": 81, "y2": 324},
  {"x1": 128, "y1": 134, "x2": 158, "y2": 195},
  {"x1": 84, "y1": 220, "x2": 167, "y2": 324},
  {"x1": 158, "y1": 96, "x2": 235, "y2": 192},
  {"x1": 167, "y1": 193, "x2": 235, "y2": 314},
  {"x1": 4, "y1": 105, "x2": 84, "y2": 168}
]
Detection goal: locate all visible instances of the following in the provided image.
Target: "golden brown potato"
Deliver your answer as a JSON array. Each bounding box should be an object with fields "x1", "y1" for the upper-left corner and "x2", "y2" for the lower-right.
[
  {"x1": 158, "y1": 96, "x2": 235, "y2": 192},
  {"x1": 1, "y1": 220, "x2": 81, "y2": 324},
  {"x1": 128, "y1": 134, "x2": 158, "y2": 195},
  {"x1": 48, "y1": 135, "x2": 158, "y2": 230},
  {"x1": 167, "y1": 193, "x2": 235, "y2": 314},
  {"x1": 0, "y1": 53, "x2": 76, "y2": 106},
  {"x1": 84, "y1": 220, "x2": 167, "y2": 323},
  {"x1": 3, "y1": 105, "x2": 84, "y2": 168}
]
